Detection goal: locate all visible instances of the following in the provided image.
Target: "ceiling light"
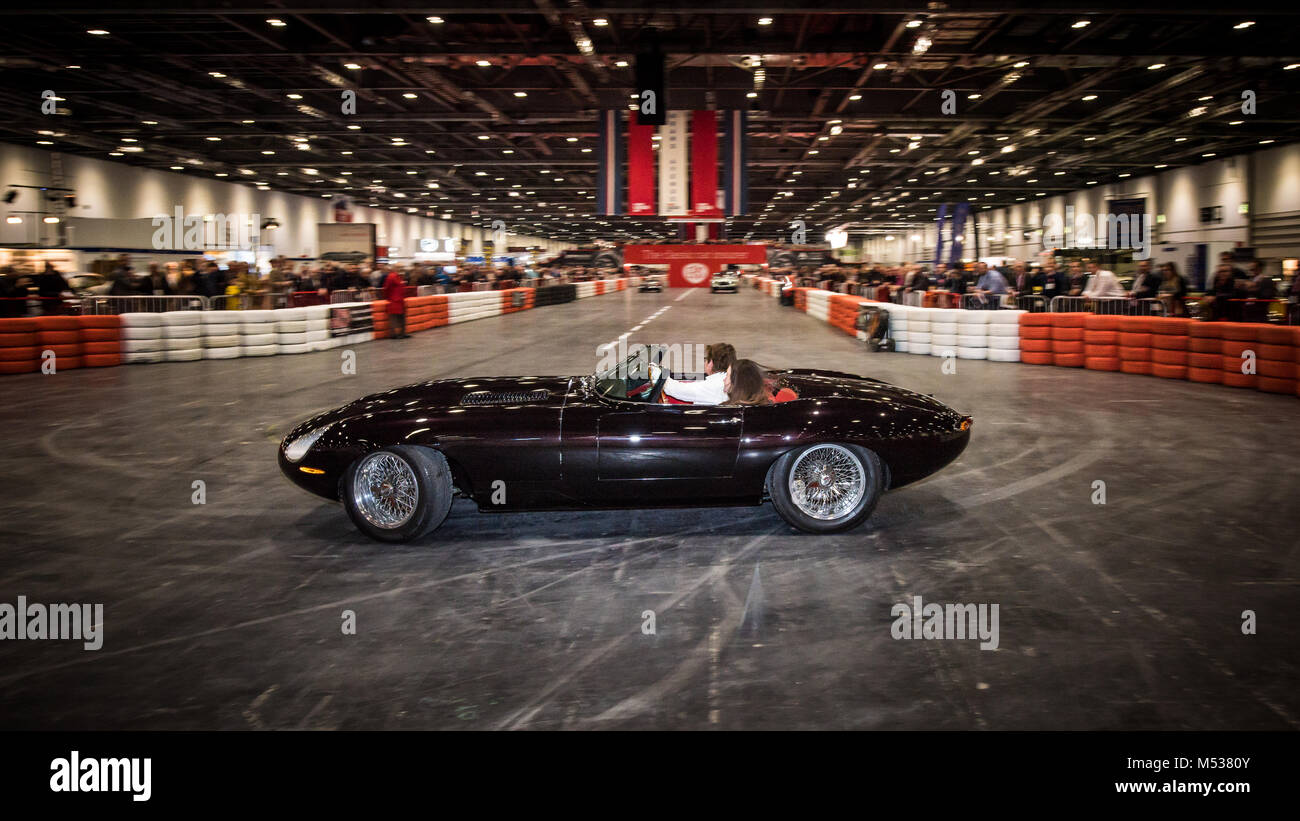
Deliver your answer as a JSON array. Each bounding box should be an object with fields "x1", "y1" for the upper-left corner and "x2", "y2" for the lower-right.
[
  {"x1": 1148, "y1": 63, "x2": 1165, "y2": 70},
  {"x1": 848, "y1": 94, "x2": 862, "y2": 101},
  {"x1": 615, "y1": 60, "x2": 629, "y2": 67},
  {"x1": 593, "y1": 18, "x2": 608, "y2": 26},
  {"x1": 1234, "y1": 21, "x2": 1255, "y2": 30},
  {"x1": 477, "y1": 134, "x2": 490, "y2": 140},
  {"x1": 968, "y1": 93, "x2": 981, "y2": 100},
  {"x1": 1071, "y1": 20, "x2": 1091, "y2": 29},
  {"x1": 267, "y1": 18, "x2": 286, "y2": 27},
  {"x1": 286, "y1": 93, "x2": 303, "y2": 100},
  {"x1": 476, "y1": 60, "x2": 491, "y2": 67},
  {"x1": 746, "y1": 92, "x2": 758, "y2": 98},
  {"x1": 403, "y1": 93, "x2": 418, "y2": 99},
  {"x1": 427, "y1": 16, "x2": 444, "y2": 24},
  {"x1": 1014, "y1": 61, "x2": 1029, "y2": 68},
  {"x1": 87, "y1": 29, "x2": 109, "y2": 36},
  {"x1": 347, "y1": 124, "x2": 361, "y2": 130},
  {"x1": 1082, "y1": 94, "x2": 1098, "y2": 101},
  {"x1": 206, "y1": 136, "x2": 221, "y2": 141},
  {"x1": 873, "y1": 62, "x2": 889, "y2": 70},
  {"x1": 757, "y1": 17, "x2": 773, "y2": 26},
  {"x1": 514, "y1": 91, "x2": 528, "y2": 97}
]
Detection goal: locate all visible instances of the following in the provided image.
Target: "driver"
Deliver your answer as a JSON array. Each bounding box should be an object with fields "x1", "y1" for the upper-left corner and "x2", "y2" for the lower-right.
[{"x1": 648, "y1": 343, "x2": 735, "y2": 405}]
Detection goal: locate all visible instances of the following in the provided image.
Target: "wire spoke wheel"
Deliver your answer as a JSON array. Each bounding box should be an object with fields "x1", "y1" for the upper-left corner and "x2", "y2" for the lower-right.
[
  {"x1": 788, "y1": 444, "x2": 866, "y2": 521},
  {"x1": 352, "y1": 451, "x2": 419, "y2": 529}
]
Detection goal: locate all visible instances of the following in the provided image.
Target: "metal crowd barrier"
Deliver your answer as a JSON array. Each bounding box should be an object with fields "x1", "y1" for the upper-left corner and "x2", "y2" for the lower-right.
[
  {"x1": 1049, "y1": 296, "x2": 1089, "y2": 313},
  {"x1": 1016, "y1": 295, "x2": 1048, "y2": 312},
  {"x1": 961, "y1": 293, "x2": 1011, "y2": 310},
  {"x1": 80, "y1": 294, "x2": 209, "y2": 314}
]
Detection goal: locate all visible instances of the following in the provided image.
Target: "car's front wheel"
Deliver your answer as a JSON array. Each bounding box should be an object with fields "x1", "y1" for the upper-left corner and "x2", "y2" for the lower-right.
[
  {"x1": 766, "y1": 443, "x2": 883, "y2": 533},
  {"x1": 342, "y1": 446, "x2": 453, "y2": 542}
]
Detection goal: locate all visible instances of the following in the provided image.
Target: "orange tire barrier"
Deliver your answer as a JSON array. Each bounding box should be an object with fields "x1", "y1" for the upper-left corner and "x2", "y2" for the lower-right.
[
  {"x1": 1084, "y1": 315, "x2": 1120, "y2": 331},
  {"x1": 1021, "y1": 326, "x2": 1052, "y2": 340},
  {"x1": 1051, "y1": 340, "x2": 1084, "y2": 355},
  {"x1": 1151, "y1": 349, "x2": 1187, "y2": 365},
  {"x1": 1053, "y1": 352, "x2": 1085, "y2": 367},
  {"x1": 1085, "y1": 357, "x2": 1121, "y2": 371},
  {"x1": 1118, "y1": 346, "x2": 1151, "y2": 361},
  {"x1": 1117, "y1": 332, "x2": 1152, "y2": 347},
  {"x1": 1021, "y1": 352, "x2": 1054, "y2": 365},
  {"x1": 1119, "y1": 360, "x2": 1152, "y2": 375},
  {"x1": 1084, "y1": 344, "x2": 1118, "y2": 358},
  {"x1": 1021, "y1": 339, "x2": 1052, "y2": 353},
  {"x1": 1187, "y1": 367, "x2": 1223, "y2": 384},
  {"x1": 1151, "y1": 363, "x2": 1187, "y2": 379}
]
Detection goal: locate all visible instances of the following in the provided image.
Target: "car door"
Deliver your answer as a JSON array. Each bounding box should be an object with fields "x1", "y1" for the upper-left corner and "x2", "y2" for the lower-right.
[{"x1": 596, "y1": 404, "x2": 742, "y2": 480}]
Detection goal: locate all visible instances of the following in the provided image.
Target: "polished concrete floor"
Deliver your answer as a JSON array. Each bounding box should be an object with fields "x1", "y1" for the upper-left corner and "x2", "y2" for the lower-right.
[{"x1": 1, "y1": 287, "x2": 1297, "y2": 730}]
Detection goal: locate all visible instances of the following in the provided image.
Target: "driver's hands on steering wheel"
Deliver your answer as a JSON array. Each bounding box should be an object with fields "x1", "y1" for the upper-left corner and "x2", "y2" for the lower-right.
[{"x1": 647, "y1": 362, "x2": 663, "y2": 383}]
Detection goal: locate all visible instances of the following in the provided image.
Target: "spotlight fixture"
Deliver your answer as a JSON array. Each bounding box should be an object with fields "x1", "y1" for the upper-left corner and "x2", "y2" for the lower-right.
[{"x1": 261, "y1": 218, "x2": 280, "y2": 230}]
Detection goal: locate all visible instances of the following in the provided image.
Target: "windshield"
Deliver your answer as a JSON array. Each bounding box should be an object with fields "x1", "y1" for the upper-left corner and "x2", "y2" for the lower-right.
[{"x1": 593, "y1": 346, "x2": 654, "y2": 401}]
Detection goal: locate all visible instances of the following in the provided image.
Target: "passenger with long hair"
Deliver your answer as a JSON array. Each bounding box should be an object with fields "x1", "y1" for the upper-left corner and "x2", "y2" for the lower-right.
[{"x1": 724, "y1": 359, "x2": 774, "y2": 405}]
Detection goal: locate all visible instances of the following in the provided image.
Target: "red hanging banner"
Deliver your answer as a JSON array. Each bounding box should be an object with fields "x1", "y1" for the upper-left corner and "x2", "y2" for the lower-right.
[
  {"x1": 690, "y1": 110, "x2": 720, "y2": 219},
  {"x1": 627, "y1": 111, "x2": 656, "y2": 217}
]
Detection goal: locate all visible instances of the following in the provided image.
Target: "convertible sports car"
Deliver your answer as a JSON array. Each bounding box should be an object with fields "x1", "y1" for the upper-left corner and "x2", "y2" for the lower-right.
[
  {"x1": 638, "y1": 275, "x2": 664, "y2": 292},
  {"x1": 278, "y1": 346, "x2": 971, "y2": 542}
]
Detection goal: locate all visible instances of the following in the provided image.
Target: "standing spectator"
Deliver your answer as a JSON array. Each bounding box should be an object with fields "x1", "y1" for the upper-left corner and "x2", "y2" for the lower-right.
[
  {"x1": 1203, "y1": 263, "x2": 1238, "y2": 321},
  {"x1": 382, "y1": 267, "x2": 408, "y2": 339},
  {"x1": 1066, "y1": 260, "x2": 1088, "y2": 296},
  {"x1": 1242, "y1": 261, "x2": 1276, "y2": 323},
  {"x1": 0, "y1": 265, "x2": 24, "y2": 317},
  {"x1": 972, "y1": 261, "x2": 1008, "y2": 309},
  {"x1": 1128, "y1": 259, "x2": 1162, "y2": 300},
  {"x1": 1034, "y1": 262, "x2": 1069, "y2": 308},
  {"x1": 1082, "y1": 260, "x2": 1125, "y2": 300},
  {"x1": 36, "y1": 262, "x2": 71, "y2": 314},
  {"x1": 1158, "y1": 261, "x2": 1188, "y2": 317}
]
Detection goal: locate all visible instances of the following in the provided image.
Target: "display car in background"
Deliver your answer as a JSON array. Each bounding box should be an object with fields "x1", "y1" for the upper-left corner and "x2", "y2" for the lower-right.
[
  {"x1": 638, "y1": 275, "x2": 664, "y2": 292},
  {"x1": 279, "y1": 346, "x2": 971, "y2": 542},
  {"x1": 711, "y1": 271, "x2": 739, "y2": 293}
]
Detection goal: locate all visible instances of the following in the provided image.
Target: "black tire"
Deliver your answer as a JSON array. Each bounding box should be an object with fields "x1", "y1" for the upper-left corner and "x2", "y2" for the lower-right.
[
  {"x1": 341, "y1": 445, "x2": 453, "y2": 543},
  {"x1": 766, "y1": 443, "x2": 883, "y2": 534}
]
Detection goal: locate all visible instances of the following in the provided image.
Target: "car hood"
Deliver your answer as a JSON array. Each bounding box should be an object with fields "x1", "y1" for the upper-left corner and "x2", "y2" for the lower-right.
[
  {"x1": 283, "y1": 375, "x2": 574, "y2": 442},
  {"x1": 778, "y1": 369, "x2": 965, "y2": 415}
]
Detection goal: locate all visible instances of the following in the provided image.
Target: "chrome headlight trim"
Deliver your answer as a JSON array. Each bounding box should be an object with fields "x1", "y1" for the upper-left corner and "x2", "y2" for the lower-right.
[{"x1": 284, "y1": 423, "x2": 332, "y2": 463}]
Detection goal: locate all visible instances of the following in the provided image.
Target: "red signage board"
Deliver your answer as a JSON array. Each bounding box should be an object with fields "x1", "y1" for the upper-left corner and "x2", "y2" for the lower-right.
[{"x1": 623, "y1": 244, "x2": 767, "y2": 287}]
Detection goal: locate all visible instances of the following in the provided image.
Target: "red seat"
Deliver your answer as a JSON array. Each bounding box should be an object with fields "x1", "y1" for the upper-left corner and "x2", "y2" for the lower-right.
[{"x1": 773, "y1": 388, "x2": 798, "y2": 403}]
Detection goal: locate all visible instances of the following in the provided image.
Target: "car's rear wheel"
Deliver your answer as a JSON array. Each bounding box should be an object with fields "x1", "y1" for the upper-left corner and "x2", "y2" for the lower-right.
[
  {"x1": 342, "y1": 446, "x2": 453, "y2": 543},
  {"x1": 766, "y1": 443, "x2": 883, "y2": 533}
]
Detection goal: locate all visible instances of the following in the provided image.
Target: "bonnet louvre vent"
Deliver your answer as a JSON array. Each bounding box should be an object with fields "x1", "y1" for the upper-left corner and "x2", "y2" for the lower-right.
[{"x1": 461, "y1": 389, "x2": 550, "y2": 405}]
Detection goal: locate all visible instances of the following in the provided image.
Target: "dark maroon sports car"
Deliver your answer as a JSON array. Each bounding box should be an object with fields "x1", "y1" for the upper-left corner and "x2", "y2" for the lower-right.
[{"x1": 278, "y1": 347, "x2": 971, "y2": 542}]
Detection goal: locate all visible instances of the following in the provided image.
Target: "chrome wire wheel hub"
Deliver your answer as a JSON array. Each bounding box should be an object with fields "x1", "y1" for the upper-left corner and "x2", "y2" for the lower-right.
[
  {"x1": 353, "y1": 452, "x2": 419, "y2": 529},
  {"x1": 789, "y1": 445, "x2": 866, "y2": 520}
]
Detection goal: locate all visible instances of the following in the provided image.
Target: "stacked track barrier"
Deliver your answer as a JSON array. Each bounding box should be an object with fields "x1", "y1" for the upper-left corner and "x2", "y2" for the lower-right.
[
  {"x1": 120, "y1": 313, "x2": 164, "y2": 363},
  {"x1": 80, "y1": 315, "x2": 123, "y2": 368},
  {"x1": 1, "y1": 278, "x2": 638, "y2": 377},
  {"x1": 161, "y1": 312, "x2": 203, "y2": 362},
  {"x1": 0, "y1": 318, "x2": 40, "y2": 375},
  {"x1": 1050, "y1": 313, "x2": 1086, "y2": 368},
  {"x1": 1255, "y1": 325, "x2": 1299, "y2": 395},
  {"x1": 240, "y1": 310, "x2": 279, "y2": 357},
  {"x1": 201, "y1": 310, "x2": 244, "y2": 360},
  {"x1": 36, "y1": 316, "x2": 83, "y2": 370}
]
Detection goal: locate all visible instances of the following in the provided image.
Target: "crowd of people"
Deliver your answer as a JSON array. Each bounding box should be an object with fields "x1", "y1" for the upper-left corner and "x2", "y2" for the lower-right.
[
  {"x1": 1, "y1": 248, "x2": 1295, "y2": 323},
  {"x1": 774, "y1": 253, "x2": 1293, "y2": 319},
  {"x1": 0, "y1": 254, "x2": 625, "y2": 315}
]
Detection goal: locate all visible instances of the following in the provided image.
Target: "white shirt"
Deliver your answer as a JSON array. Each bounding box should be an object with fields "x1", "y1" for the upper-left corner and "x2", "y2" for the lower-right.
[
  {"x1": 663, "y1": 371, "x2": 728, "y2": 405},
  {"x1": 1083, "y1": 270, "x2": 1125, "y2": 298}
]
